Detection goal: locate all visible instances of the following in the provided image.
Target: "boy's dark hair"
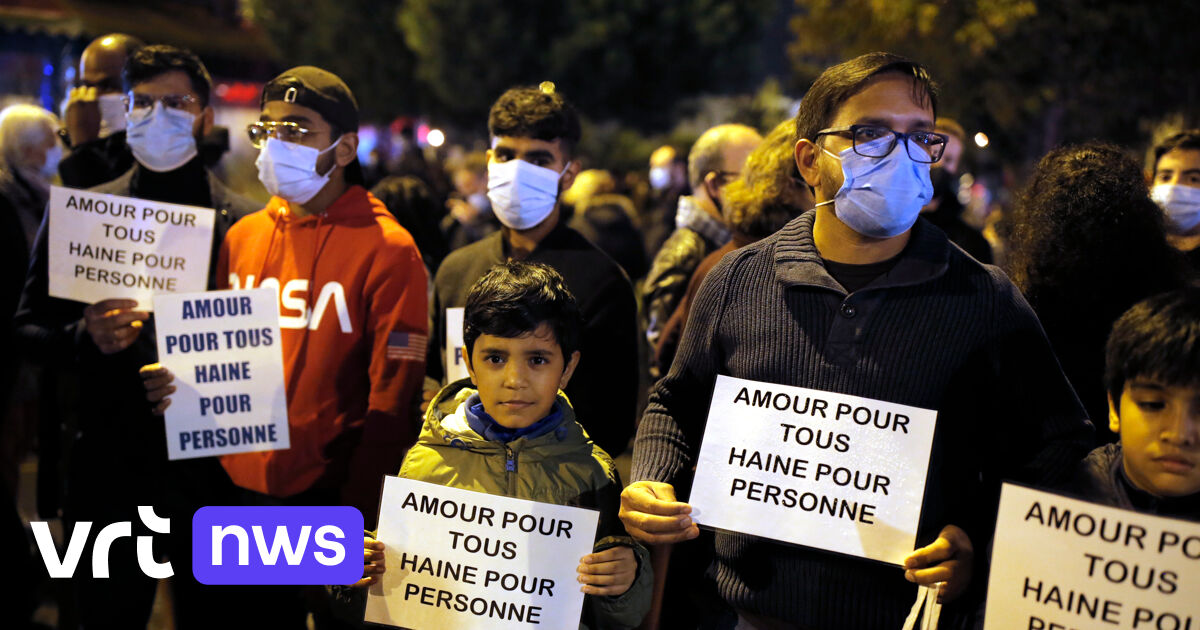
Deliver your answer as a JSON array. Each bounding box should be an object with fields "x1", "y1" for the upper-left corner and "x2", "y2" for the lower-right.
[
  {"x1": 123, "y1": 45, "x2": 212, "y2": 107},
  {"x1": 463, "y1": 261, "x2": 582, "y2": 365},
  {"x1": 1153, "y1": 130, "x2": 1200, "y2": 171},
  {"x1": 488, "y1": 85, "x2": 582, "y2": 156},
  {"x1": 794, "y1": 51, "x2": 938, "y2": 144},
  {"x1": 1105, "y1": 288, "x2": 1200, "y2": 406}
]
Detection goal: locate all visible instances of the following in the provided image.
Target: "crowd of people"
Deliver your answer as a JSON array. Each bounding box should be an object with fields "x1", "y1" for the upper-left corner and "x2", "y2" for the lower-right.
[{"x1": 1, "y1": 33, "x2": 1198, "y2": 630}]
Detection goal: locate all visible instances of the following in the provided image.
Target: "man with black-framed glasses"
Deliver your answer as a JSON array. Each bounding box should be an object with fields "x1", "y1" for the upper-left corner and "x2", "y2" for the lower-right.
[
  {"x1": 16, "y1": 44, "x2": 257, "y2": 629},
  {"x1": 622, "y1": 52, "x2": 1093, "y2": 629}
]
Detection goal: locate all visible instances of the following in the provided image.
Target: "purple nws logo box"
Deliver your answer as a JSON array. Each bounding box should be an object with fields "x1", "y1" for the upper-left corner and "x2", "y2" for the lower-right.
[{"x1": 192, "y1": 506, "x2": 363, "y2": 585}]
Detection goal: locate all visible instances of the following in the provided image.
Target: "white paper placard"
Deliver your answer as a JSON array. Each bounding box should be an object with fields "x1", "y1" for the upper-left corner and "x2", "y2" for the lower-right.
[
  {"x1": 984, "y1": 483, "x2": 1200, "y2": 630},
  {"x1": 365, "y1": 476, "x2": 600, "y2": 629},
  {"x1": 689, "y1": 375, "x2": 938, "y2": 566},
  {"x1": 153, "y1": 288, "x2": 289, "y2": 460},
  {"x1": 444, "y1": 307, "x2": 469, "y2": 383},
  {"x1": 48, "y1": 185, "x2": 216, "y2": 309}
]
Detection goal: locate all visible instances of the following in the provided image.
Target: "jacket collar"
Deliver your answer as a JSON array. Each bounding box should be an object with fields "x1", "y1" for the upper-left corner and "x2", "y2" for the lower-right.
[{"x1": 773, "y1": 210, "x2": 950, "y2": 293}]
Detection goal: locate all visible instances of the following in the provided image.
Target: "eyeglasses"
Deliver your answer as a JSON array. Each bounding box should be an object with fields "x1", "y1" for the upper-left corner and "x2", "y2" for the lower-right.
[
  {"x1": 815, "y1": 124, "x2": 949, "y2": 163},
  {"x1": 126, "y1": 93, "x2": 199, "y2": 113},
  {"x1": 246, "y1": 121, "x2": 325, "y2": 148}
]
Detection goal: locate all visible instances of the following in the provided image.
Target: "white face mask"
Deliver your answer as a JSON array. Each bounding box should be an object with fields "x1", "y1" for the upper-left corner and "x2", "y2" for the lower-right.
[
  {"x1": 40, "y1": 144, "x2": 62, "y2": 181},
  {"x1": 255, "y1": 136, "x2": 341, "y2": 204},
  {"x1": 815, "y1": 138, "x2": 933, "y2": 238},
  {"x1": 487, "y1": 159, "x2": 569, "y2": 230},
  {"x1": 649, "y1": 166, "x2": 671, "y2": 190},
  {"x1": 1151, "y1": 183, "x2": 1200, "y2": 234},
  {"x1": 125, "y1": 103, "x2": 199, "y2": 173},
  {"x1": 97, "y1": 92, "x2": 128, "y2": 139}
]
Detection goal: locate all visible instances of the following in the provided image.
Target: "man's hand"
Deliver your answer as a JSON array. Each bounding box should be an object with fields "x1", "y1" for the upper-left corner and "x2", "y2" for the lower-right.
[
  {"x1": 578, "y1": 545, "x2": 636, "y2": 597},
  {"x1": 903, "y1": 524, "x2": 974, "y2": 603},
  {"x1": 84, "y1": 298, "x2": 149, "y2": 354},
  {"x1": 349, "y1": 536, "x2": 387, "y2": 588},
  {"x1": 618, "y1": 481, "x2": 698, "y2": 545},
  {"x1": 139, "y1": 363, "x2": 176, "y2": 415},
  {"x1": 64, "y1": 86, "x2": 102, "y2": 146}
]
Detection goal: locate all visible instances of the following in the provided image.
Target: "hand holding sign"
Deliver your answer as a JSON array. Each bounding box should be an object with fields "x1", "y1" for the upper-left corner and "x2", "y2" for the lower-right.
[
  {"x1": 903, "y1": 524, "x2": 974, "y2": 603},
  {"x1": 139, "y1": 363, "x2": 176, "y2": 414},
  {"x1": 84, "y1": 298, "x2": 149, "y2": 354},
  {"x1": 351, "y1": 536, "x2": 387, "y2": 589},
  {"x1": 577, "y1": 545, "x2": 637, "y2": 596},
  {"x1": 618, "y1": 481, "x2": 699, "y2": 545}
]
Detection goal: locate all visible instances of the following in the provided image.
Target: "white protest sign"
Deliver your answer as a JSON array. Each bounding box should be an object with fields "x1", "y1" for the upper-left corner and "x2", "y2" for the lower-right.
[
  {"x1": 984, "y1": 483, "x2": 1200, "y2": 630},
  {"x1": 445, "y1": 307, "x2": 469, "y2": 383},
  {"x1": 689, "y1": 375, "x2": 938, "y2": 566},
  {"x1": 153, "y1": 288, "x2": 289, "y2": 460},
  {"x1": 48, "y1": 185, "x2": 215, "y2": 309},
  {"x1": 365, "y1": 476, "x2": 600, "y2": 629}
]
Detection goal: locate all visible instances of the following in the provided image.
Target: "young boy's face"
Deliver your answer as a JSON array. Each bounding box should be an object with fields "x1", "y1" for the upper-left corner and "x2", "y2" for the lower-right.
[
  {"x1": 1110, "y1": 379, "x2": 1200, "y2": 497},
  {"x1": 465, "y1": 323, "x2": 580, "y2": 429}
]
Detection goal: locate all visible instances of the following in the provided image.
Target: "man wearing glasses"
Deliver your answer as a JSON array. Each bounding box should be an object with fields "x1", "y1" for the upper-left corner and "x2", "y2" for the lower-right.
[
  {"x1": 622, "y1": 53, "x2": 1093, "y2": 628},
  {"x1": 16, "y1": 45, "x2": 256, "y2": 629},
  {"x1": 642, "y1": 123, "x2": 761, "y2": 372}
]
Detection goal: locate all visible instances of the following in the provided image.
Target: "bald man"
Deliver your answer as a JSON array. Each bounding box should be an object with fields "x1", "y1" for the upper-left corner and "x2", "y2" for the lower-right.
[
  {"x1": 59, "y1": 33, "x2": 144, "y2": 188},
  {"x1": 642, "y1": 124, "x2": 761, "y2": 369}
]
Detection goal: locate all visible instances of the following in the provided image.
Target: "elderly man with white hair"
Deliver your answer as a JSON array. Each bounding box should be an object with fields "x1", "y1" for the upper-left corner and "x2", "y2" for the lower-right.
[{"x1": 0, "y1": 104, "x2": 60, "y2": 262}]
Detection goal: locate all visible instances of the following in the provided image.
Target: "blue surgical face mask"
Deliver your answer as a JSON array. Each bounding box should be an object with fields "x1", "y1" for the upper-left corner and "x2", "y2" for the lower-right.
[
  {"x1": 1151, "y1": 183, "x2": 1200, "y2": 234},
  {"x1": 815, "y1": 137, "x2": 933, "y2": 238},
  {"x1": 487, "y1": 159, "x2": 570, "y2": 230},
  {"x1": 125, "y1": 102, "x2": 198, "y2": 172}
]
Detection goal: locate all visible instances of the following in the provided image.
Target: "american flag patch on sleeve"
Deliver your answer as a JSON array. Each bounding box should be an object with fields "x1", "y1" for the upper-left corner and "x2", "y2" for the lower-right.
[{"x1": 386, "y1": 331, "x2": 427, "y2": 361}]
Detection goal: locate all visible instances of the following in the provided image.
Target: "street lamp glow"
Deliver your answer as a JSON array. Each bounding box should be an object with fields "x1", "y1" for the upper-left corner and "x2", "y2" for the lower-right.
[
  {"x1": 427, "y1": 129, "x2": 445, "y2": 147},
  {"x1": 974, "y1": 132, "x2": 989, "y2": 148}
]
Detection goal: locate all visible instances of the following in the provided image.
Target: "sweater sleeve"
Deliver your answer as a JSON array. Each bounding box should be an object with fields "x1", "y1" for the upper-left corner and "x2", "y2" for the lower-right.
[
  {"x1": 339, "y1": 232, "x2": 429, "y2": 527},
  {"x1": 632, "y1": 251, "x2": 735, "y2": 492}
]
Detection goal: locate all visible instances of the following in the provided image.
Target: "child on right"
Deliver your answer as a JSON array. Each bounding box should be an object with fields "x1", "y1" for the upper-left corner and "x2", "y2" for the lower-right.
[{"x1": 1076, "y1": 287, "x2": 1200, "y2": 520}]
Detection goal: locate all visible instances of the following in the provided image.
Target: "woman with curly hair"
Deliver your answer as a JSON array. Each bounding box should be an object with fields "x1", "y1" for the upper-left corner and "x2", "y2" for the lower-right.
[{"x1": 1007, "y1": 142, "x2": 1193, "y2": 442}]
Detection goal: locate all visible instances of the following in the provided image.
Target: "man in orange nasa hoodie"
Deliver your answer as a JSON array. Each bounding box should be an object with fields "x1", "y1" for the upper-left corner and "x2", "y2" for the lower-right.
[{"x1": 144, "y1": 66, "x2": 428, "y2": 531}]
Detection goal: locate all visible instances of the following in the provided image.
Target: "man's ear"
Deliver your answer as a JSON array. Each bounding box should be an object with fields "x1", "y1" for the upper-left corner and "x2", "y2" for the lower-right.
[
  {"x1": 335, "y1": 132, "x2": 359, "y2": 168},
  {"x1": 559, "y1": 350, "x2": 581, "y2": 390},
  {"x1": 795, "y1": 138, "x2": 822, "y2": 189},
  {"x1": 199, "y1": 105, "x2": 215, "y2": 138},
  {"x1": 1108, "y1": 392, "x2": 1121, "y2": 435},
  {"x1": 702, "y1": 170, "x2": 722, "y2": 201},
  {"x1": 559, "y1": 159, "x2": 581, "y2": 192}
]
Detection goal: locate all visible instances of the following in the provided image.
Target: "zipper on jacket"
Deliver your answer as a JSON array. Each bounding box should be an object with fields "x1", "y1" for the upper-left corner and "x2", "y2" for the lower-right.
[{"x1": 504, "y1": 445, "x2": 517, "y2": 494}]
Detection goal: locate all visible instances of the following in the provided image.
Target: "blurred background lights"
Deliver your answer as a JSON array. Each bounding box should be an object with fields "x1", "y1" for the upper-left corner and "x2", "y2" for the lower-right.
[
  {"x1": 427, "y1": 128, "x2": 445, "y2": 147},
  {"x1": 974, "y1": 132, "x2": 989, "y2": 148}
]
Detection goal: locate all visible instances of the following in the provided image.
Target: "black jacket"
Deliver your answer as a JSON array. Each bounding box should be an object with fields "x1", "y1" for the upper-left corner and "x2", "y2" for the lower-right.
[
  {"x1": 429, "y1": 221, "x2": 639, "y2": 458},
  {"x1": 58, "y1": 131, "x2": 135, "y2": 190},
  {"x1": 14, "y1": 162, "x2": 257, "y2": 506}
]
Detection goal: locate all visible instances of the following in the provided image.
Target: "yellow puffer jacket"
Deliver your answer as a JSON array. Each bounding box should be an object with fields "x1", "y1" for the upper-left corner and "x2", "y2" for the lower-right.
[{"x1": 398, "y1": 378, "x2": 652, "y2": 629}]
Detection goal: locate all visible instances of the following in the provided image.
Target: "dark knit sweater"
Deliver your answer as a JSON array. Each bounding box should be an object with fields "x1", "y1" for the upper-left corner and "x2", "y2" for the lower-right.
[
  {"x1": 632, "y1": 210, "x2": 1094, "y2": 630},
  {"x1": 429, "y1": 221, "x2": 639, "y2": 458}
]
